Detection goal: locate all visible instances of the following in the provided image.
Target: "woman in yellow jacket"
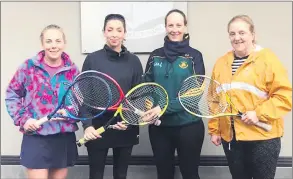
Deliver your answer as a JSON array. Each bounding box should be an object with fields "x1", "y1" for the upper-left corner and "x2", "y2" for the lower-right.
[{"x1": 208, "y1": 15, "x2": 292, "y2": 179}]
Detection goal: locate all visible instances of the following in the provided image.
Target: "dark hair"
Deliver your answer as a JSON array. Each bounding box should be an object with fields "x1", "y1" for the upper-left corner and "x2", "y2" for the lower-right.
[
  {"x1": 165, "y1": 9, "x2": 187, "y2": 26},
  {"x1": 103, "y1": 14, "x2": 126, "y2": 32}
]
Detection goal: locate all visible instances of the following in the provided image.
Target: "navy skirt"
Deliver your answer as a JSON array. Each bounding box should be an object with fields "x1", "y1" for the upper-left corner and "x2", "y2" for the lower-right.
[{"x1": 20, "y1": 132, "x2": 78, "y2": 169}]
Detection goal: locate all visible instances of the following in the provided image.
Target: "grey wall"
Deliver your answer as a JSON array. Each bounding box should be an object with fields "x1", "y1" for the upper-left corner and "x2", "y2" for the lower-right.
[{"x1": 1, "y1": 2, "x2": 292, "y2": 158}]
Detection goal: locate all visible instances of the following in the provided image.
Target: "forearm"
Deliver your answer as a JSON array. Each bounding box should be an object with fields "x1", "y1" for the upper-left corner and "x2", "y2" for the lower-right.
[{"x1": 255, "y1": 95, "x2": 292, "y2": 121}]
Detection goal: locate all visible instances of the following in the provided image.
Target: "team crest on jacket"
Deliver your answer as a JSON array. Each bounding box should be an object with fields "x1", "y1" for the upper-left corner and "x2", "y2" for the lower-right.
[{"x1": 179, "y1": 61, "x2": 188, "y2": 69}]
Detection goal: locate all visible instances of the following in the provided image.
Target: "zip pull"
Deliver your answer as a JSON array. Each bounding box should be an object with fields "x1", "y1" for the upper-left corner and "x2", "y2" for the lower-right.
[{"x1": 228, "y1": 143, "x2": 231, "y2": 150}]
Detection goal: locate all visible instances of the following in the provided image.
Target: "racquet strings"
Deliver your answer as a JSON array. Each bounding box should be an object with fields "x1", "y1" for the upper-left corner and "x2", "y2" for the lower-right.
[
  {"x1": 61, "y1": 76, "x2": 112, "y2": 118},
  {"x1": 75, "y1": 70, "x2": 122, "y2": 109},
  {"x1": 178, "y1": 76, "x2": 229, "y2": 117},
  {"x1": 121, "y1": 84, "x2": 168, "y2": 125}
]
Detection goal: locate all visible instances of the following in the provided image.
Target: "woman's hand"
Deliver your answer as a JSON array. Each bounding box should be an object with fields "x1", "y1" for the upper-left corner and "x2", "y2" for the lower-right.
[
  {"x1": 50, "y1": 109, "x2": 68, "y2": 121},
  {"x1": 23, "y1": 118, "x2": 40, "y2": 132},
  {"x1": 210, "y1": 135, "x2": 222, "y2": 146},
  {"x1": 84, "y1": 126, "x2": 102, "y2": 141},
  {"x1": 140, "y1": 106, "x2": 162, "y2": 122},
  {"x1": 241, "y1": 111, "x2": 259, "y2": 125},
  {"x1": 111, "y1": 121, "x2": 128, "y2": 130}
]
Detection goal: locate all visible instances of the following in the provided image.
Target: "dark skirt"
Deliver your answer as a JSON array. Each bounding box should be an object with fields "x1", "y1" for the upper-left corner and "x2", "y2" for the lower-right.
[{"x1": 20, "y1": 132, "x2": 78, "y2": 169}]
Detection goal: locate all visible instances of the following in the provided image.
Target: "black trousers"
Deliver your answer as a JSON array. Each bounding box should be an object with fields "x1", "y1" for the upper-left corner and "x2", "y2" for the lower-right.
[
  {"x1": 86, "y1": 145, "x2": 133, "y2": 179},
  {"x1": 149, "y1": 120, "x2": 205, "y2": 179},
  {"x1": 222, "y1": 137, "x2": 281, "y2": 179}
]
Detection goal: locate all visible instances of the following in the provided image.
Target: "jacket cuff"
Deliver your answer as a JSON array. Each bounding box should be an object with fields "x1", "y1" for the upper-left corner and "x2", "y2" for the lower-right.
[
  {"x1": 208, "y1": 129, "x2": 220, "y2": 136},
  {"x1": 255, "y1": 106, "x2": 268, "y2": 122},
  {"x1": 81, "y1": 119, "x2": 93, "y2": 130}
]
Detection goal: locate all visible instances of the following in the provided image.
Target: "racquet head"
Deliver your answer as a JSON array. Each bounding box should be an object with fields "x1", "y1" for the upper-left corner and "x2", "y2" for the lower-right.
[
  {"x1": 74, "y1": 70, "x2": 124, "y2": 110},
  {"x1": 35, "y1": 73, "x2": 113, "y2": 126},
  {"x1": 49, "y1": 74, "x2": 113, "y2": 120},
  {"x1": 178, "y1": 75, "x2": 273, "y2": 131},
  {"x1": 118, "y1": 82, "x2": 169, "y2": 125},
  {"x1": 76, "y1": 82, "x2": 169, "y2": 147},
  {"x1": 178, "y1": 75, "x2": 230, "y2": 118}
]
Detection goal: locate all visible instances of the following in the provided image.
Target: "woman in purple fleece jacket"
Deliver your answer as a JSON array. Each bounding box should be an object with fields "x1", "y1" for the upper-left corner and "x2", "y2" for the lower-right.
[{"x1": 5, "y1": 24, "x2": 80, "y2": 179}]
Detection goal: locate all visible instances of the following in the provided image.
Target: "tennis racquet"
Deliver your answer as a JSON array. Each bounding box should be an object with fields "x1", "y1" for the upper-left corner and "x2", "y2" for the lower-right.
[
  {"x1": 35, "y1": 71, "x2": 113, "y2": 125},
  {"x1": 76, "y1": 82, "x2": 169, "y2": 146},
  {"x1": 178, "y1": 75, "x2": 272, "y2": 131},
  {"x1": 74, "y1": 70, "x2": 124, "y2": 111},
  {"x1": 75, "y1": 70, "x2": 164, "y2": 124}
]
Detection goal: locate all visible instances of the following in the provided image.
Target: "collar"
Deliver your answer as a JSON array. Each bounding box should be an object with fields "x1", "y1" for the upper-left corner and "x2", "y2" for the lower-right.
[
  {"x1": 103, "y1": 44, "x2": 128, "y2": 58},
  {"x1": 32, "y1": 50, "x2": 73, "y2": 68}
]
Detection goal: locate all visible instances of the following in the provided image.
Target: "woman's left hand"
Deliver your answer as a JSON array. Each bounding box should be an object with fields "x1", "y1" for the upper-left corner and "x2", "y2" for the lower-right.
[
  {"x1": 111, "y1": 121, "x2": 128, "y2": 130},
  {"x1": 51, "y1": 109, "x2": 67, "y2": 121},
  {"x1": 241, "y1": 111, "x2": 259, "y2": 125},
  {"x1": 140, "y1": 106, "x2": 162, "y2": 122}
]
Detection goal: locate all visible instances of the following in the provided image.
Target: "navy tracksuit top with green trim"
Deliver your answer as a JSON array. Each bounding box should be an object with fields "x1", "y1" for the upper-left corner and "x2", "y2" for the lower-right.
[{"x1": 144, "y1": 47, "x2": 205, "y2": 126}]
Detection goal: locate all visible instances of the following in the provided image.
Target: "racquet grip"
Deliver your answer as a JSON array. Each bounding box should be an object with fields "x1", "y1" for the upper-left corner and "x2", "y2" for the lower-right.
[
  {"x1": 238, "y1": 112, "x2": 272, "y2": 131},
  {"x1": 76, "y1": 138, "x2": 87, "y2": 147},
  {"x1": 255, "y1": 122, "x2": 272, "y2": 131},
  {"x1": 96, "y1": 127, "x2": 106, "y2": 134},
  {"x1": 76, "y1": 127, "x2": 106, "y2": 147},
  {"x1": 35, "y1": 116, "x2": 49, "y2": 126}
]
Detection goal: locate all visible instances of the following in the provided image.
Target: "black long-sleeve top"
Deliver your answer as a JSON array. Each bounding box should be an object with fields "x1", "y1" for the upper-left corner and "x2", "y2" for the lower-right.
[{"x1": 81, "y1": 44, "x2": 143, "y2": 148}]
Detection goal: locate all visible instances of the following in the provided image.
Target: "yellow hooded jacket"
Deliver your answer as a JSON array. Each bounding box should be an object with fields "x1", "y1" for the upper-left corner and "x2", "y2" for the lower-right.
[{"x1": 208, "y1": 46, "x2": 292, "y2": 142}]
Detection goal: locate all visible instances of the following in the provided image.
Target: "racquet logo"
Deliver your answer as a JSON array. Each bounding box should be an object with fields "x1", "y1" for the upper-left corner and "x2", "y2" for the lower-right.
[
  {"x1": 145, "y1": 98, "x2": 153, "y2": 110},
  {"x1": 182, "y1": 88, "x2": 202, "y2": 97},
  {"x1": 182, "y1": 83, "x2": 206, "y2": 97}
]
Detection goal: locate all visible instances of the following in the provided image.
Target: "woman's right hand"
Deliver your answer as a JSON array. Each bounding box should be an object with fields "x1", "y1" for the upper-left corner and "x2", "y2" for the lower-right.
[
  {"x1": 211, "y1": 135, "x2": 222, "y2": 146},
  {"x1": 84, "y1": 126, "x2": 102, "y2": 141},
  {"x1": 23, "y1": 118, "x2": 40, "y2": 132},
  {"x1": 111, "y1": 121, "x2": 128, "y2": 130}
]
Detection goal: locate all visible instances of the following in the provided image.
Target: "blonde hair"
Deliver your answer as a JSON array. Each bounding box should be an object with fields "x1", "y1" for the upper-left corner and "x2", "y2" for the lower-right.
[
  {"x1": 40, "y1": 24, "x2": 66, "y2": 43},
  {"x1": 227, "y1": 15, "x2": 256, "y2": 44}
]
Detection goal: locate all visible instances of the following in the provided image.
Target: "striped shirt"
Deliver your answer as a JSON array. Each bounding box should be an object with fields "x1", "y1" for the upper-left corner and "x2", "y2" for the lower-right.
[
  {"x1": 231, "y1": 54, "x2": 249, "y2": 142},
  {"x1": 232, "y1": 55, "x2": 249, "y2": 75}
]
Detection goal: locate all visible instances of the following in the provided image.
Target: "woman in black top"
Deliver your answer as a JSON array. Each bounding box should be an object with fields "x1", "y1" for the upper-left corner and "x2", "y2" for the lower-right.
[{"x1": 81, "y1": 14, "x2": 143, "y2": 179}]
